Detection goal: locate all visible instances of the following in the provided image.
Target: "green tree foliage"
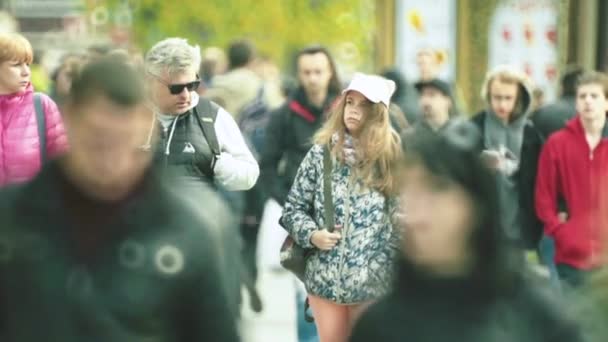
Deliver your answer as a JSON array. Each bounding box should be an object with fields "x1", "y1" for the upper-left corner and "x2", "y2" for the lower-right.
[{"x1": 91, "y1": 0, "x2": 375, "y2": 70}]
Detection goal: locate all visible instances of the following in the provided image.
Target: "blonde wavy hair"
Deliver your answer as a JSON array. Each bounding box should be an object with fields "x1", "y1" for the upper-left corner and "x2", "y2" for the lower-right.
[{"x1": 314, "y1": 92, "x2": 402, "y2": 196}]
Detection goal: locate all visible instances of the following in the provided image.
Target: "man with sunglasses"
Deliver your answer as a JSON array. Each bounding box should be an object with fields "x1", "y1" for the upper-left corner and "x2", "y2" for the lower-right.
[
  {"x1": 144, "y1": 38, "x2": 259, "y2": 317},
  {"x1": 145, "y1": 37, "x2": 259, "y2": 192}
]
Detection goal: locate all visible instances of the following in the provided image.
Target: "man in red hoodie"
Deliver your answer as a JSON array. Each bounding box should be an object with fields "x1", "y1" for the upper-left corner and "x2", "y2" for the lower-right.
[{"x1": 536, "y1": 71, "x2": 608, "y2": 288}]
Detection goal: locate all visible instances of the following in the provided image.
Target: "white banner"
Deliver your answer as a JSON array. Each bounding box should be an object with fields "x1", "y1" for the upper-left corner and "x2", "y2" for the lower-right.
[{"x1": 395, "y1": 0, "x2": 457, "y2": 82}]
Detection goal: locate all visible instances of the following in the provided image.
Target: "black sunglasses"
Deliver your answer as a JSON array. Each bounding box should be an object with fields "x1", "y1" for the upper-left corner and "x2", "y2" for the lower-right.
[
  {"x1": 166, "y1": 80, "x2": 200, "y2": 95},
  {"x1": 150, "y1": 73, "x2": 201, "y2": 95}
]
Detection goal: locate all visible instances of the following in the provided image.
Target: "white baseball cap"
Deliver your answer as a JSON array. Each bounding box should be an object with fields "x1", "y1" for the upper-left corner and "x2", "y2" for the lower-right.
[{"x1": 342, "y1": 73, "x2": 396, "y2": 108}]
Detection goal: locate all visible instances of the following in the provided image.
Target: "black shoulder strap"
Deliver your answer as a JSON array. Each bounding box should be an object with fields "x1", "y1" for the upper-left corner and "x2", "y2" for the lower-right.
[
  {"x1": 323, "y1": 145, "x2": 335, "y2": 232},
  {"x1": 33, "y1": 93, "x2": 47, "y2": 164},
  {"x1": 193, "y1": 98, "x2": 220, "y2": 156}
]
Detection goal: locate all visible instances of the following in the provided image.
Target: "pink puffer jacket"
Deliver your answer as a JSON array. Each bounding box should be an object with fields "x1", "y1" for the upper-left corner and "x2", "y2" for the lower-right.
[{"x1": 0, "y1": 84, "x2": 68, "y2": 187}]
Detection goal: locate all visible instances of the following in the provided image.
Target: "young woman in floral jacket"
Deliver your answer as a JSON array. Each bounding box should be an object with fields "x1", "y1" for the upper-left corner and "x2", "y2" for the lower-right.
[{"x1": 281, "y1": 73, "x2": 402, "y2": 342}]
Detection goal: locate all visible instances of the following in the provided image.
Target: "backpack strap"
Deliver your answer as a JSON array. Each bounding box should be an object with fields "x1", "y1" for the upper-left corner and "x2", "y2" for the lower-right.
[
  {"x1": 193, "y1": 98, "x2": 221, "y2": 169},
  {"x1": 323, "y1": 145, "x2": 335, "y2": 232},
  {"x1": 33, "y1": 93, "x2": 47, "y2": 164}
]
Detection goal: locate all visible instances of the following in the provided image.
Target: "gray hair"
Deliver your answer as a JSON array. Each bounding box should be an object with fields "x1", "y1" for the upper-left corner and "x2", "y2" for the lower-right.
[{"x1": 144, "y1": 37, "x2": 201, "y2": 77}]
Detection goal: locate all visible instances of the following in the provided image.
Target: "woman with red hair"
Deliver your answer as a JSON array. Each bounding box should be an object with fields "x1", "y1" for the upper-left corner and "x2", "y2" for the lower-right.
[{"x1": 0, "y1": 32, "x2": 67, "y2": 186}]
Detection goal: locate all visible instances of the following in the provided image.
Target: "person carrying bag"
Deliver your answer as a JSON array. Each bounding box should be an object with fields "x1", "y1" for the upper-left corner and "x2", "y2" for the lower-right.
[
  {"x1": 280, "y1": 145, "x2": 334, "y2": 282},
  {"x1": 278, "y1": 73, "x2": 403, "y2": 342}
]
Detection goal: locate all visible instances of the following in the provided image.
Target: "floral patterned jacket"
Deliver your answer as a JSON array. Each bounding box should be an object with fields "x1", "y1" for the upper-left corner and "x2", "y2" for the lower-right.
[{"x1": 281, "y1": 144, "x2": 400, "y2": 304}]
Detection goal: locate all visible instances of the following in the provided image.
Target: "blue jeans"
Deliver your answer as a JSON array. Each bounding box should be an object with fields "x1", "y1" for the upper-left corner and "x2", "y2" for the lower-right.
[{"x1": 296, "y1": 284, "x2": 319, "y2": 342}]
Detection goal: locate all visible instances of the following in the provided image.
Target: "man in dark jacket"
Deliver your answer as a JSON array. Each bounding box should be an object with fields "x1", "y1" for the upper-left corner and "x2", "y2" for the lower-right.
[
  {"x1": 532, "y1": 65, "x2": 584, "y2": 140},
  {"x1": 259, "y1": 45, "x2": 340, "y2": 341},
  {"x1": 471, "y1": 65, "x2": 544, "y2": 250},
  {"x1": 260, "y1": 45, "x2": 341, "y2": 206},
  {"x1": 412, "y1": 78, "x2": 456, "y2": 132},
  {"x1": 0, "y1": 58, "x2": 239, "y2": 342}
]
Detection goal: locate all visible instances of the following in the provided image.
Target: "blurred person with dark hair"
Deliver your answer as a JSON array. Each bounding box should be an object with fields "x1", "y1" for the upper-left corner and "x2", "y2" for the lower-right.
[
  {"x1": 381, "y1": 67, "x2": 420, "y2": 125},
  {"x1": 106, "y1": 48, "x2": 145, "y2": 75},
  {"x1": 281, "y1": 73, "x2": 401, "y2": 342},
  {"x1": 205, "y1": 39, "x2": 281, "y2": 117},
  {"x1": 0, "y1": 32, "x2": 67, "y2": 187},
  {"x1": 86, "y1": 43, "x2": 113, "y2": 59},
  {"x1": 351, "y1": 121, "x2": 583, "y2": 342},
  {"x1": 535, "y1": 71, "x2": 608, "y2": 289},
  {"x1": 532, "y1": 65, "x2": 585, "y2": 139},
  {"x1": 199, "y1": 46, "x2": 227, "y2": 86},
  {"x1": 50, "y1": 53, "x2": 86, "y2": 106},
  {"x1": 386, "y1": 102, "x2": 410, "y2": 134},
  {"x1": 261, "y1": 44, "x2": 341, "y2": 207},
  {"x1": 407, "y1": 78, "x2": 456, "y2": 134},
  {"x1": 471, "y1": 65, "x2": 543, "y2": 253},
  {"x1": 107, "y1": 48, "x2": 133, "y2": 63},
  {"x1": 228, "y1": 39, "x2": 255, "y2": 70},
  {"x1": 0, "y1": 57, "x2": 239, "y2": 342}
]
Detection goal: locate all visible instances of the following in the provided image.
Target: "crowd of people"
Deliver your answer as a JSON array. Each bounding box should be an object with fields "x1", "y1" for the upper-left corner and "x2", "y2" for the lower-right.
[{"x1": 0, "y1": 29, "x2": 607, "y2": 342}]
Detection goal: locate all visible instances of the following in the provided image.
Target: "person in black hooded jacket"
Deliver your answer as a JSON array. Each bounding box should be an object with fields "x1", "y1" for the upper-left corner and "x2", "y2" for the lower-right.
[{"x1": 350, "y1": 121, "x2": 583, "y2": 342}]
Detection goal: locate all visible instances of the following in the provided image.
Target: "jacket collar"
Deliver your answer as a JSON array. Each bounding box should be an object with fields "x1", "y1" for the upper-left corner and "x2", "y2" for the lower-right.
[
  {"x1": 566, "y1": 115, "x2": 608, "y2": 139},
  {"x1": 13, "y1": 160, "x2": 170, "y2": 229}
]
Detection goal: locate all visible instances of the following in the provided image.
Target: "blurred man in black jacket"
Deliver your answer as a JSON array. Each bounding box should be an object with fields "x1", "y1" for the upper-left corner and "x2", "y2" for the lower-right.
[{"x1": 0, "y1": 58, "x2": 239, "y2": 342}]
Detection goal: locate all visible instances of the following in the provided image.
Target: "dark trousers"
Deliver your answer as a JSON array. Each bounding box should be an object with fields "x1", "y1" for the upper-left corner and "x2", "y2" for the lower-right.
[
  {"x1": 239, "y1": 186, "x2": 266, "y2": 313},
  {"x1": 556, "y1": 264, "x2": 591, "y2": 289},
  {"x1": 240, "y1": 185, "x2": 266, "y2": 282},
  {"x1": 538, "y1": 235, "x2": 561, "y2": 290}
]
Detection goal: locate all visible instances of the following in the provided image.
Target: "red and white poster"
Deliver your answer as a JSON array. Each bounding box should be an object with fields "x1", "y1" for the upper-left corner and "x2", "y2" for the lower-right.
[{"x1": 488, "y1": 0, "x2": 559, "y2": 101}]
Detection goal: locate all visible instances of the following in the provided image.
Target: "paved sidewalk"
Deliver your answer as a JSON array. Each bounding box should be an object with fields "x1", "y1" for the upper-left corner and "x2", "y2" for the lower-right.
[{"x1": 240, "y1": 269, "x2": 298, "y2": 342}]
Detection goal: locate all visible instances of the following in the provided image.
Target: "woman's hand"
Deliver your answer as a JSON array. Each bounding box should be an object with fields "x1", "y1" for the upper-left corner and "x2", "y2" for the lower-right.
[{"x1": 311, "y1": 229, "x2": 342, "y2": 250}]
